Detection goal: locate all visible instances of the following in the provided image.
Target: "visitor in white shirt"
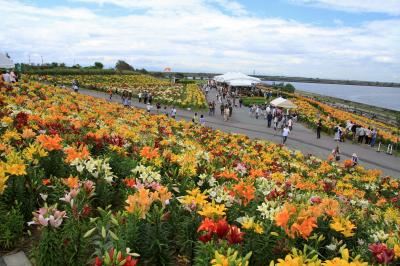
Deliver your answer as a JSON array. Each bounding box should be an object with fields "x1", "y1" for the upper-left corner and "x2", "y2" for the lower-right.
[{"x1": 282, "y1": 125, "x2": 290, "y2": 144}]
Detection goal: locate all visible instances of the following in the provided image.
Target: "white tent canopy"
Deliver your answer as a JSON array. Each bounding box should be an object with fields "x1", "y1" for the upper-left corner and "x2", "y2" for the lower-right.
[
  {"x1": 227, "y1": 79, "x2": 257, "y2": 87},
  {"x1": 0, "y1": 54, "x2": 14, "y2": 69},
  {"x1": 214, "y1": 72, "x2": 261, "y2": 83},
  {"x1": 270, "y1": 97, "x2": 297, "y2": 109}
]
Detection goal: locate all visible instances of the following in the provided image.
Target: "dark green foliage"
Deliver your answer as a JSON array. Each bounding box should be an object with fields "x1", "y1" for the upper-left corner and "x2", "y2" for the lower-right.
[
  {"x1": 169, "y1": 207, "x2": 200, "y2": 261},
  {"x1": 122, "y1": 213, "x2": 140, "y2": 252},
  {"x1": 242, "y1": 229, "x2": 278, "y2": 266},
  {"x1": 137, "y1": 204, "x2": 174, "y2": 265},
  {"x1": 242, "y1": 97, "x2": 267, "y2": 107},
  {"x1": 39, "y1": 150, "x2": 69, "y2": 178},
  {"x1": 94, "y1": 62, "x2": 104, "y2": 69},
  {"x1": 1, "y1": 168, "x2": 44, "y2": 221},
  {"x1": 61, "y1": 217, "x2": 91, "y2": 265},
  {"x1": 37, "y1": 228, "x2": 64, "y2": 266},
  {"x1": 93, "y1": 179, "x2": 115, "y2": 210},
  {"x1": 108, "y1": 152, "x2": 137, "y2": 178},
  {"x1": 177, "y1": 80, "x2": 196, "y2": 84},
  {"x1": 193, "y1": 241, "x2": 216, "y2": 266},
  {"x1": 283, "y1": 83, "x2": 296, "y2": 93},
  {"x1": 0, "y1": 201, "x2": 25, "y2": 249},
  {"x1": 115, "y1": 60, "x2": 134, "y2": 72}
]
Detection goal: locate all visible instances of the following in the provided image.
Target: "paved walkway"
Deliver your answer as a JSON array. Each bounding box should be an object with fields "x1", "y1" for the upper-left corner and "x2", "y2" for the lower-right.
[{"x1": 77, "y1": 87, "x2": 399, "y2": 178}]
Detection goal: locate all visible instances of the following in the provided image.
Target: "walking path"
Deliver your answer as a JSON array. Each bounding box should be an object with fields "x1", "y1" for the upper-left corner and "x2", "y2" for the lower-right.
[{"x1": 78, "y1": 87, "x2": 399, "y2": 178}]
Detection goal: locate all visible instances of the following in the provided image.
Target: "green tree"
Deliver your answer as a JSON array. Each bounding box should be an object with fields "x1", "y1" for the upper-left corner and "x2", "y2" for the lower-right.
[
  {"x1": 283, "y1": 83, "x2": 295, "y2": 93},
  {"x1": 115, "y1": 60, "x2": 134, "y2": 71},
  {"x1": 94, "y1": 62, "x2": 104, "y2": 69}
]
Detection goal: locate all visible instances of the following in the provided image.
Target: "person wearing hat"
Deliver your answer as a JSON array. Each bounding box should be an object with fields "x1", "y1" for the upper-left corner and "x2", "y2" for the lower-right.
[{"x1": 352, "y1": 153, "x2": 358, "y2": 166}]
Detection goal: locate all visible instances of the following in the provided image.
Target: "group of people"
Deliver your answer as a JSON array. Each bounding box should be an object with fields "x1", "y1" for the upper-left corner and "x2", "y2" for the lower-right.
[
  {"x1": 205, "y1": 85, "x2": 236, "y2": 122},
  {"x1": 1, "y1": 70, "x2": 18, "y2": 83},
  {"x1": 138, "y1": 92, "x2": 153, "y2": 105},
  {"x1": 332, "y1": 121, "x2": 378, "y2": 147},
  {"x1": 249, "y1": 104, "x2": 296, "y2": 131},
  {"x1": 121, "y1": 91, "x2": 133, "y2": 107}
]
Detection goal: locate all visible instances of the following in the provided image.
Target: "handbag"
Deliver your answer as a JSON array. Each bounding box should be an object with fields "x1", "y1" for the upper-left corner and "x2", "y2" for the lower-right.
[{"x1": 335, "y1": 155, "x2": 341, "y2": 161}]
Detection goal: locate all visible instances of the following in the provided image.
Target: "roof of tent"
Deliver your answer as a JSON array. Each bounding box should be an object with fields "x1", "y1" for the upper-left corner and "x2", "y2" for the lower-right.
[
  {"x1": 227, "y1": 79, "x2": 258, "y2": 87},
  {"x1": 214, "y1": 72, "x2": 261, "y2": 83},
  {"x1": 270, "y1": 97, "x2": 297, "y2": 109},
  {"x1": 0, "y1": 54, "x2": 14, "y2": 69}
]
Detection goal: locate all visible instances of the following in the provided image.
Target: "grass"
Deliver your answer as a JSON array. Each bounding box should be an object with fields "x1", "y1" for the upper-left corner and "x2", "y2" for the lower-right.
[{"x1": 242, "y1": 97, "x2": 269, "y2": 107}]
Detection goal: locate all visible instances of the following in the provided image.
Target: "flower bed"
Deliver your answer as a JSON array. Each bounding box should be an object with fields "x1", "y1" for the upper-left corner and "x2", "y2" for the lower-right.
[
  {"x1": 29, "y1": 74, "x2": 208, "y2": 110},
  {"x1": 1, "y1": 80, "x2": 399, "y2": 265}
]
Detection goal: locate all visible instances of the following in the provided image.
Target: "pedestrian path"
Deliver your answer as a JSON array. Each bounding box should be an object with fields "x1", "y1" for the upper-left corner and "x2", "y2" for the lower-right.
[{"x1": 78, "y1": 87, "x2": 400, "y2": 178}]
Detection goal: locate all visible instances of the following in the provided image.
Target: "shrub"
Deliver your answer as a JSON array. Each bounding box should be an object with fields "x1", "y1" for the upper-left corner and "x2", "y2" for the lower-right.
[{"x1": 0, "y1": 201, "x2": 25, "y2": 249}]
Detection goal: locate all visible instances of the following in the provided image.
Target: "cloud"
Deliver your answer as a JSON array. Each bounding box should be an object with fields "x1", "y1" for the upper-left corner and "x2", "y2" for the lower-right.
[
  {"x1": 1, "y1": 0, "x2": 400, "y2": 82},
  {"x1": 290, "y1": 0, "x2": 400, "y2": 15}
]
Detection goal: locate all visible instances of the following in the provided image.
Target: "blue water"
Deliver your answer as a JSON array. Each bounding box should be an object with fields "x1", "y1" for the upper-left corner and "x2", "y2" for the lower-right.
[{"x1": 263, "y1": 81, "x2": 400, "y2": 111}]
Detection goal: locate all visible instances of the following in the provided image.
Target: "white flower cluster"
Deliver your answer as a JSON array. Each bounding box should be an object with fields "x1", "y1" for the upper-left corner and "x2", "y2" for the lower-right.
[
  {"x1": 196, "y1": 150, "x2": 210, "y2": 164},
  {"x1": 132, "y1": 164, "x2": 161, "y2": 184},
  {"x1": 255, "y1": 177, "x2": 279, "y2": 196},
  {"x1": 71, "y1": 157, "x2": 115, "y2": 183},
  {"x1": 371, "y1": 229, "x2": 389, "y2": 243},
  {"x1": 349, "y1": 198, "x2": 369, "y2": 209},
  {"x1": 257, "y1": 200, "x2": 283, "y2": 221},
  {"x1": 208, "y1": 185, "x2": 234, "y2": 207}
]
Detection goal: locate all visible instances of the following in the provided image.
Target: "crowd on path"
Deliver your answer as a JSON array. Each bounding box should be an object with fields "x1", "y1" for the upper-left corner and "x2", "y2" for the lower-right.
[{"x1": 202, "y1": 83, "x2": 301, "y2": 145}]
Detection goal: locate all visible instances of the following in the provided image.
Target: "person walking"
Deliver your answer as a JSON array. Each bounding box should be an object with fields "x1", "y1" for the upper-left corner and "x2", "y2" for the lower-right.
[
  {"x1": 146, "y1": 103, "x2": 152, "y2": 113},
  {"x1": 255, "y1": 106, "x2": 260, "y2": 119},
  {"x1": 108, "y1": 89, "x2": 113, "y2": 100},
  {"x1": 358, "y1": 127, "x2": 365, "y2": 143},
  {"x1": 127, "y1": 92, "x2": 132, "y2": 108},
  {"x1": 316, "y1": 120, "x2": 322, "y2": 139},
  {"x1": 239, "y1": 98, "x2": 243, "y2": 108},
  {"x1": 334, "y1": 126, "x2": 341, "y2": 142},
  {"x1": 267, "y1": 112, "x2": 273, "y2": 128},
  {"x1": 192, "y1": 113, "x2": 198, "y2": 124},
  {"x1": 282, "y1": 125, "x2": 290, "y2": 145},
  {"x1": 224, "y1": 106, "x2": 229, "y2": 121},
  {"x1": 288, "y1": 117, "x2": 293, "y2": 131},
  {"x1": 170, "y1": 107, "x2": 176, "y2": 119},
  {"x1": 365, "y1": 127, "x2": 372, "y2": 144},
  {"x1": 138, "y1": 92, "x2": 142, "y2": 103},
  {"x1": 72, "y1": 79, "x2": 79, "y2": 92},
  {"x1": 220, "y1": 103, "x2": 225, "y2": 116},
  {"x1": 199, "y1": 114, "x2": 205, "y2": 125},
  {"x1": 331, "y1": 146, "x2": 340, "y2": 161},
  {"x1": 273, "y1": 116, "x2": 279, "y2": 131},
  {"x1": 370, "y1": 128, "x2": 377, "y2": 147}
]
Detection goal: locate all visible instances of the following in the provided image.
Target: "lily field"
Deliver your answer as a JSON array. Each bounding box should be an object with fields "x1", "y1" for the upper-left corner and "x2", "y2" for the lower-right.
[{"x1": 0, "y1": 78, "x2": 400, "y2": 265}]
